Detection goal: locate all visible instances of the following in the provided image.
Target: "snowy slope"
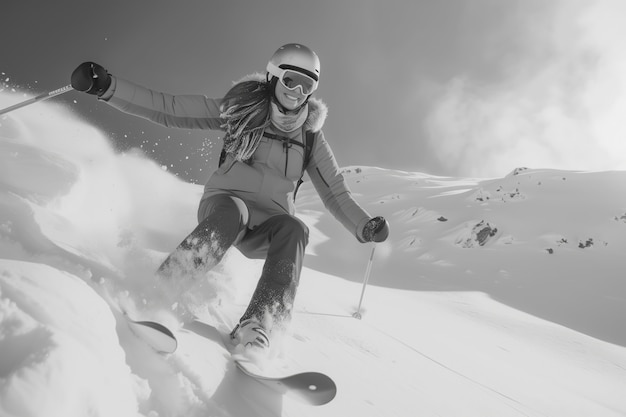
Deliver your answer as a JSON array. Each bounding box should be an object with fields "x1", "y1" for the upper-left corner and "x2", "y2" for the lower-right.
[{"x1": 1, "y1": 90, "x2": 626, "y2": 417}]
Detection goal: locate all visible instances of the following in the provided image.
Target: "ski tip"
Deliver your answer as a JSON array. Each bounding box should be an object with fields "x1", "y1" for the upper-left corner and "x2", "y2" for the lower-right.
[
  {"x1": 288, "y1": 372, "x2": 337, "y2": 406},
  {"x1": 234, "y1": 359, "x2": 337, "y2": 406},
  {"x1": 126, "y1": 318, "x2": 178, "y2": 354}
]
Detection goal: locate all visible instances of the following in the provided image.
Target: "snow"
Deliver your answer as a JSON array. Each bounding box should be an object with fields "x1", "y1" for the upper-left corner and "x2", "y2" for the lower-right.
[{"x1": 1, "y1": 90, "x2": 626, "y2": 417}]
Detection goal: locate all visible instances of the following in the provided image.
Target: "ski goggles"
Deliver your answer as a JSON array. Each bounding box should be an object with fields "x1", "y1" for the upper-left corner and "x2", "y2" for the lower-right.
[{"x1": 267, "y1": 62, "x2": 319, "y2": 95}]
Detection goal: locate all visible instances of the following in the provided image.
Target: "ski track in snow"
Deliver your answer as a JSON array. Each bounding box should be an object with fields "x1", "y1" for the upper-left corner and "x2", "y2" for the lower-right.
[{"x1": 1, "y1": 90, "x2": 626, "y2": 416}]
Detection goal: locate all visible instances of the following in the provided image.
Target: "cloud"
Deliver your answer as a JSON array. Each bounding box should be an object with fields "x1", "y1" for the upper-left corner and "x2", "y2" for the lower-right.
[{"x1": 424, "y1": 0, "x2": 626, "y2": 177}]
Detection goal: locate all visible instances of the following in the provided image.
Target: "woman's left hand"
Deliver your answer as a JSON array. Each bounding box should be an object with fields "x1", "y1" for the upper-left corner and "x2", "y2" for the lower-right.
[{"x1": 362, "y1": 216, "x2": 389, "y2": 242}]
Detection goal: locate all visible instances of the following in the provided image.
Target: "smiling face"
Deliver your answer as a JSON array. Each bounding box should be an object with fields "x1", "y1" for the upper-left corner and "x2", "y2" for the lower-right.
[{"x1": 274, "y1": 80, "x2": 309, "y2": 111}]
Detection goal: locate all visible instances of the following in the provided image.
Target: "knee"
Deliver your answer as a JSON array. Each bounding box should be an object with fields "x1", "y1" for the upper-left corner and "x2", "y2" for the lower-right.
[
  {"x1": 198, "y1": 194, "x2": 249, "y2": 227},
  {"x1": 193, "y1": 195, "x2": 250, "y2": 248},
  {"x1": 275, "y1": 215, "x2": 309, "y2": 245}
]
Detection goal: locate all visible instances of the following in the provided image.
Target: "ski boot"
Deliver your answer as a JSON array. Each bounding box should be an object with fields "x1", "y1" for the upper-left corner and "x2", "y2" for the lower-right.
[{"x1": 230, "y1": 318, "x2": 270, "y2": 350}]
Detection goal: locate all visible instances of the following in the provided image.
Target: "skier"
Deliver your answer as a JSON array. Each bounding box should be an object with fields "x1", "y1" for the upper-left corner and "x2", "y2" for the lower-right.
[{"x1": 71, "y1": 43, "x2": 389, "y2": 352}]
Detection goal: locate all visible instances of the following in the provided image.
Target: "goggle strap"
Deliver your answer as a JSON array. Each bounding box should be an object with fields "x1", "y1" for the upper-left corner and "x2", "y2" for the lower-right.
[{"x1": 278, "y1": 64, "x2": 319, "y2": 82}]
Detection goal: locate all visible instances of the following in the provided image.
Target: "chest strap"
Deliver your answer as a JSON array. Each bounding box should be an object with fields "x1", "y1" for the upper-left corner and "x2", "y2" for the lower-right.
[{"x1": 218, "y1": 129, "x2": 315, "y2": 200}]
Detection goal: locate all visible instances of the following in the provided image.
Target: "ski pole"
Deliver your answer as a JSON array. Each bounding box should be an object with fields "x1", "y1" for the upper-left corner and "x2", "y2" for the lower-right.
[
  {"x1": 353, "y1": 244, "x2": 376, "y2": 320},
  {"x1": 0, "y1": 84, "x2": 73, "y2": 116}
]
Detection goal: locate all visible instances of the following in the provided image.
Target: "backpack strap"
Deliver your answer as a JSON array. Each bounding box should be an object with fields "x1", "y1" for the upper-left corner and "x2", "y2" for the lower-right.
[
  {"x1": 294, "y1": 128, "x2": 315, "y2": 201},
  {"x1": 258, "y1": 129, "x2": 315, "y2": 180},
  {"x1": 302, "y1": 129, "x2": 315, "y2": 174}
]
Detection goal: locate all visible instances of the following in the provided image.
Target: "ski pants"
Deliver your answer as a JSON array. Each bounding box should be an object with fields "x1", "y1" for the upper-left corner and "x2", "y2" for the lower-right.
[{"x1": 158, "y1": 193, "x2": 309, "y2": 328}]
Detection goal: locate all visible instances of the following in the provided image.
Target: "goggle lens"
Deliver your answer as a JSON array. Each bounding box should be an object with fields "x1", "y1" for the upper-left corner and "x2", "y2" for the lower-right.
[{"x1": 280, "y1": 70, "x2": 317, "y2": 95}]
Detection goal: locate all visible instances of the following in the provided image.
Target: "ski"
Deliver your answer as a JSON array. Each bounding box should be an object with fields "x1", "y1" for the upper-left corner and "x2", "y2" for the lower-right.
[
  {"x1": 125, "y1": 316, "x2": 178, "y2": 354},
  {"x1": 184, "y1": 319, "x2": 337, "y2": 405},
  {"x1": 234, "y1": 357, "x2": 337, "y2": 406}
]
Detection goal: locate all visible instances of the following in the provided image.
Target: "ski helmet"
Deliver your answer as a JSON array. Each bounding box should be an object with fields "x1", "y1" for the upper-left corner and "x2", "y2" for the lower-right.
[{"x1": 266, "y1": 43, "x2": 321, "y2": 83}]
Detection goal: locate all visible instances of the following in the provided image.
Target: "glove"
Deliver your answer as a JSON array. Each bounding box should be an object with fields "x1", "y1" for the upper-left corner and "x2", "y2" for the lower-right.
[
  {"x1": 362, "y1": 216, "x2": 389, "y2": 243},
  {"x1": 71, "y1": 62, "x2": 112, "y2": 96}
]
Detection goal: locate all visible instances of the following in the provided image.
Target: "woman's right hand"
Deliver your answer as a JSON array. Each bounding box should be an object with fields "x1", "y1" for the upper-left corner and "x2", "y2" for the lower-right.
[{"x1": 71, "y1": 62, "x2": 111, "y2": 96}]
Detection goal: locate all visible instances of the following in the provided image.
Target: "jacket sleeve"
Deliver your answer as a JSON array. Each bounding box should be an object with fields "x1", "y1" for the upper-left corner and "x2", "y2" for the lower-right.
[
  {"x1": 307, "y1": 130, "x2": 372, "y2": 242},
  {"x1": 99, "y1": 76, "x2": 224, "y2": 131}
]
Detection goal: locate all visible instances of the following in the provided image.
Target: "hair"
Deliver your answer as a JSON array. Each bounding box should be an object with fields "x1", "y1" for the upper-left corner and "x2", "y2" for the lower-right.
[{"x1": 219, "y1": 80, "x2": 272, "y2": 162}]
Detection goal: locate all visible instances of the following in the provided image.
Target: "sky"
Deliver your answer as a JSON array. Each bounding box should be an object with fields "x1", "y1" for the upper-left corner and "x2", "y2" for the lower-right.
[{"x1": 2, "y1": 0, "x2": 626, "y2": 183}]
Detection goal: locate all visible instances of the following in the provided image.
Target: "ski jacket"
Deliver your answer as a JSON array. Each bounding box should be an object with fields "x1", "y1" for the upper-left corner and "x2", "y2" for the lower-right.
[{"x1": 101, "y1": 75, "x2": 372, "y2": 241}]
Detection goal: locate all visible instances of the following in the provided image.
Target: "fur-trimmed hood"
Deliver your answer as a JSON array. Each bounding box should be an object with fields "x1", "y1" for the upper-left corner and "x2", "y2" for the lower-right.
[{"x1": 235, "y1": 72, "x2": 328, "y2": 132}]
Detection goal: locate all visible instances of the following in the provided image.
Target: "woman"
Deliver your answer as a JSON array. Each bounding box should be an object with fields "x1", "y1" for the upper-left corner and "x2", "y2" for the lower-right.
[{"x1": 71, "y1": 43, "x2": 389, "y2": 352}]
